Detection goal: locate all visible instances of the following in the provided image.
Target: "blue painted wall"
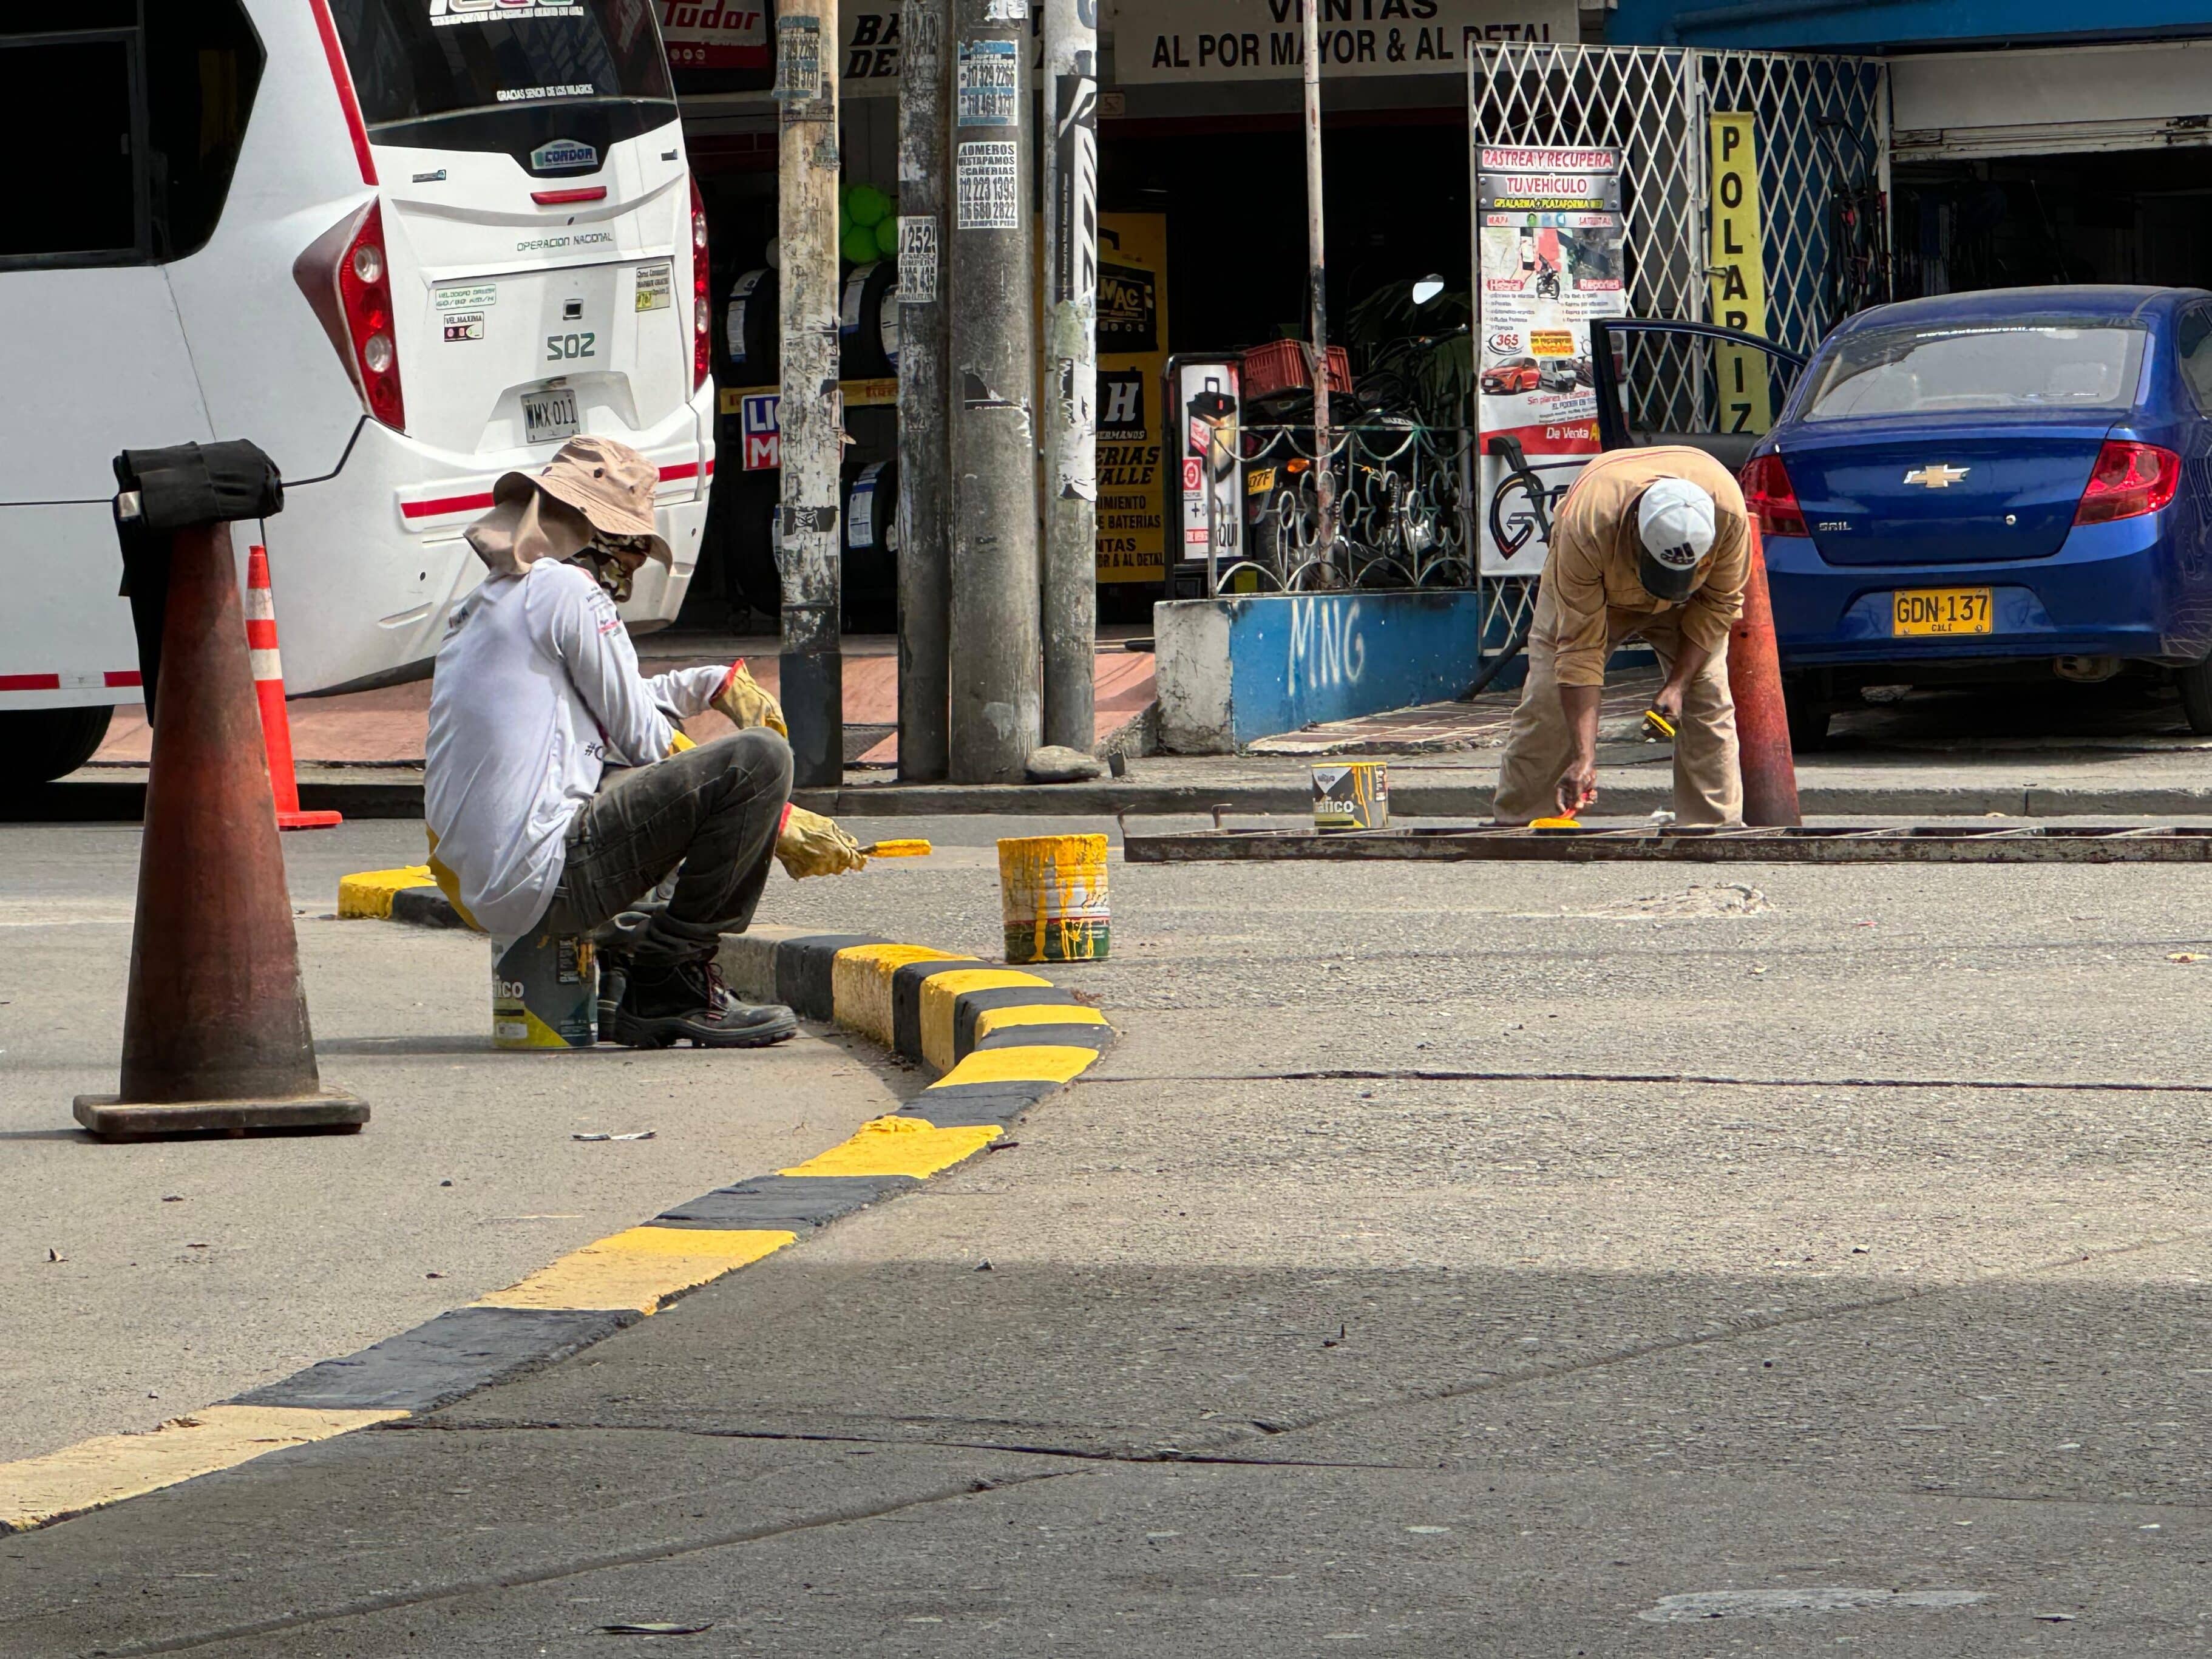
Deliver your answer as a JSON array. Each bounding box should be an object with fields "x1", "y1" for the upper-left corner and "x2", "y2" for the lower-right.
[
  {"x1": 1157, "y1": 590, "x2": 1486, "y2": 750},
  {"x1": 1612, "y1": 0, "x2": 2212, "y2": 49}
]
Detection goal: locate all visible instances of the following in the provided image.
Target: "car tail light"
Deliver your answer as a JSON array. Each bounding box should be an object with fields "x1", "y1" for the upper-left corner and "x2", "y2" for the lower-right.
[
  {"x1": 1740, "y1": 452, "x2": 1807, "y2": 538},
  {"x1": 293, "y1": 200, "x2": 405, "y2": 433},
  {"x1": 690, "y1": 174, "x2": 712, "y2": 392},
  {"x1": 2075, "y1": 439, "x2": 2181, "y2": 524}
]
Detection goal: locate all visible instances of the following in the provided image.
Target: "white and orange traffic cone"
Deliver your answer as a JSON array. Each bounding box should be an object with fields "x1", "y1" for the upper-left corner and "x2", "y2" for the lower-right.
[{"x1": 245, "y1": 545, "x2": 342, "y2": 831}]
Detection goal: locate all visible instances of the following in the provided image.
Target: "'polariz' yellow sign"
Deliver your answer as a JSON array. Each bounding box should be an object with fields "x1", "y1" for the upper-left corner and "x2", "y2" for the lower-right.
[{"x1": 1708, "y1": 112, "x2": 1772, "y2": 433}]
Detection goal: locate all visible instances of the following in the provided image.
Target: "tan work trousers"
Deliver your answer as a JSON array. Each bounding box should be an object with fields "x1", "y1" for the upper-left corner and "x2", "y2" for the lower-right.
[{"x1": 1492, "y1": 594, "x2": 1742, "y2": 826}]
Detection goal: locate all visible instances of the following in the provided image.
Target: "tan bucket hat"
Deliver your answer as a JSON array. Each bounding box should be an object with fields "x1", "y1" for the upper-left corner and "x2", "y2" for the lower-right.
[{"x1": 494, "y1": 435, "x2": 672, "y2": 566}]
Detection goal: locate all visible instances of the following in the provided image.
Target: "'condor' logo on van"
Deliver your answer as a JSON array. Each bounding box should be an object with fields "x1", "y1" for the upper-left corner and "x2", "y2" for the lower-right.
[{"x1": 529, "y1": 138, "x2": 600, "y2": 173}]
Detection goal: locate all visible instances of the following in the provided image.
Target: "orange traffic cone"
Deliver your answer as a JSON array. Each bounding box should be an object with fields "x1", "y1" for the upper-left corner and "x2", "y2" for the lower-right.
[
  {"x1": 1727, "y1": 522, "x2": 1802, "y2": 827},
  {"x1": 245, "y1": 545, "x2": 341, "y2": 831},
  {"x1": 76, "y1": 438, "x2": 364, "y2": 1139}
]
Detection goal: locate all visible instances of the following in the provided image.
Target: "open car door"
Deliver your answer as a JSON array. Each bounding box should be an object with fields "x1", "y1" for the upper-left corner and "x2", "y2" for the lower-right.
[{"x1": 1590, "y1": 319, "x2": 1808, "y2": 468}]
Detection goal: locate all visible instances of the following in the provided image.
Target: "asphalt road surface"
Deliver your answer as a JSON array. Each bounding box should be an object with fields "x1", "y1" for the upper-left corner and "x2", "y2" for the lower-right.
[{"x1": 6, "y1": 813, "x2": 2211, "y2": 1655}]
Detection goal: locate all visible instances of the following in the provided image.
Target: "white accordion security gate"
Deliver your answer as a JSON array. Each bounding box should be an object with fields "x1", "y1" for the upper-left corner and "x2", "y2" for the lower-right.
[{"x1": 1468, "y1": 43, "x2": 1890, "y2": 658}]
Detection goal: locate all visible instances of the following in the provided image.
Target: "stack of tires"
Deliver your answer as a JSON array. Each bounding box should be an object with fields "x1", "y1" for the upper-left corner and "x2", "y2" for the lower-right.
[
  {"x1": 841, "y1": 456, "x2": 900, "y2": 633},
  {"x1": 702, "y1": 181, "x2": 908, "y2": 630},
  {"x1": 722, "y1": 266, "x2": 777, "y2": 384},
  {"x1": 838, "y1": 260, "x2": 899, "y2": 380}
]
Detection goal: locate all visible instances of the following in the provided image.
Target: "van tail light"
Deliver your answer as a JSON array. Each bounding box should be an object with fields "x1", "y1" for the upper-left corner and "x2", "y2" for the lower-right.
[
  {"x1": 690, "y1": 173, "x2": 712, "y2": 392},
  {"x1": 1740, "y1": 452, "x2": 1807, "y2": 538},
  {"x1": 293, "y1": 200, "x2": 406, "y2": 433},
  {"x1": 2075, "y1": 439, "x2": 2181, "y2": 524}
]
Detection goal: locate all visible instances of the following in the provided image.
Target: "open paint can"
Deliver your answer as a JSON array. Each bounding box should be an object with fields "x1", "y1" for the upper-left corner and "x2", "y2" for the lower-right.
[{"x1": 998, "y1": 833, "x2": 1111, "y2": 963}]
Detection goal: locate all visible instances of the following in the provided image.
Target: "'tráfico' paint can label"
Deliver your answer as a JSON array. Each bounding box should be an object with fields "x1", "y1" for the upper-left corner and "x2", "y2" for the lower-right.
[
  {"x1": 493, "y1": 930, "x2": 599, "y2": 1050},
  {"x1": 1311, "y1": 761, "x2": 1390, "y2": 833}
]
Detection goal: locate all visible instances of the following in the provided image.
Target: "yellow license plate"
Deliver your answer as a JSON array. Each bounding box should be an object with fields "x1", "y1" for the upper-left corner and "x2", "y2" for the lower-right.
[{"x1": 1893, "y1": 588, "x2": 1993, "y2": 637}]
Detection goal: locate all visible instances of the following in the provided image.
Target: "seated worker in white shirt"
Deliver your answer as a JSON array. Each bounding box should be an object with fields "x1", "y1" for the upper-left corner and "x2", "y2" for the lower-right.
[{"x1": 424, "y1": 436, "x2": 866, "y2": 1048}]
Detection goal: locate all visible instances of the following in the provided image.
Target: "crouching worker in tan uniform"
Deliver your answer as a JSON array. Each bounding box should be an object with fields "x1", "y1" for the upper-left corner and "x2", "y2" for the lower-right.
[
  {"x1": 424, "y1": 436, "x2": 868, "y2": 1049},
  {"x1": 1493, "y1": 446, "x2": 1750, "y2": 825}
]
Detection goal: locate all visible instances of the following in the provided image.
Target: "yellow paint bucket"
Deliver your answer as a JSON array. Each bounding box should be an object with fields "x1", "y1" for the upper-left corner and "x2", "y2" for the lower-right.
[
  {"x1": 1311, "y1": 761, "x2": 1389, "y2": 832},
  {"x1": 492, "y1": 929, "x2": 599, "y2": 1050},
  {"x1": 997, "y1": 833, "x2": 1110, "y2": 963}
]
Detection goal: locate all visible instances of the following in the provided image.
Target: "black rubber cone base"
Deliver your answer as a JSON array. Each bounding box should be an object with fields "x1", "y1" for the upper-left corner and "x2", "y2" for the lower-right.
[{"x1": 73, "y1": 1088, "x2": 368, "y2": 1141}]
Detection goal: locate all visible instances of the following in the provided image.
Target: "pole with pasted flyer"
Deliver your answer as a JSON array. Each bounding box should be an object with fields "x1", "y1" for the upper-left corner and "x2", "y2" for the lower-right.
[
  {"x1": 947, "y1": 0, "x2": 1042, "y2": 782},
  {"x1": 775, "y1": 0, "x2": 843, "y2": 789},
  {"x1": 1041, "y1": 0, "x2": 1101, "y2": 753}
]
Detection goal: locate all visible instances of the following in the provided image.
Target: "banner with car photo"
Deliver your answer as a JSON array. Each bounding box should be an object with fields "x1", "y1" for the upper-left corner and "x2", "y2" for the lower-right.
[{"x1": 1475, "y1": 146, "x2": 1627, "y2": 576}]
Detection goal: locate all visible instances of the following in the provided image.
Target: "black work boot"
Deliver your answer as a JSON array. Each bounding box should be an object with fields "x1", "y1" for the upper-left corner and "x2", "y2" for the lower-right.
[{"x1": 605, "y1": 955, "x2": 797, "y2": 1049}]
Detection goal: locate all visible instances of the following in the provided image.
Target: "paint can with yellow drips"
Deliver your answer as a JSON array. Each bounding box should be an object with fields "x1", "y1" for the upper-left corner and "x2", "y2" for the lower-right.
[
  {"x1": 1311, "y1": 761, "x2": 1389, "y2": 832},
  {"x1": 492, "y1": 929, "x2": 599, "y2": 1050},
  {"x1": 997, "y1": 833, "x2": 1110, "y2": 963}
]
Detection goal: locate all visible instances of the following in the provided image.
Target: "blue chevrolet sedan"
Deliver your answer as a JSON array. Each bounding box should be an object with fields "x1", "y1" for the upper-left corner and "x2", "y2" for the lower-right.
[{"x1": 1745, "y1": 287, "x2": 2212, "y2": 746}]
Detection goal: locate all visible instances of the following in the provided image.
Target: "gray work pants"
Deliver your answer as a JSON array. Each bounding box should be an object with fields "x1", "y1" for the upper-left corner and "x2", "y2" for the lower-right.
[
  {"x1": 546, "y1": 728, "x2": 793, "y2": 964},
  {"x1": 1492, "y1": 591, "x2": 1742, "y2": 827}
]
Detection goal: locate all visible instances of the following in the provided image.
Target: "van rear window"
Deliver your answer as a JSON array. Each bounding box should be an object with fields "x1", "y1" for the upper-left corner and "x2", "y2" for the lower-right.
[
  {"x1": 1803, "y1": 324, "x2": 2148, "y2": 421},
  {"x1": 333, "y1": 0, "x2": 674, "y2": 134}
]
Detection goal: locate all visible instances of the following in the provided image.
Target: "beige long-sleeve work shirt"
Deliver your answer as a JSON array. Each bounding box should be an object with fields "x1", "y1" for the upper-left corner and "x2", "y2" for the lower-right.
[{"x1": 1541, "y1": 446, "x2": 1749, "y2": 687}]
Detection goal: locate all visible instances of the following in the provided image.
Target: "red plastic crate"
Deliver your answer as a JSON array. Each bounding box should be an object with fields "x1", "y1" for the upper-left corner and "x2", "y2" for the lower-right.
[{"x1": 1241, "y1": 340, "x2": 1353, "y2": 402}]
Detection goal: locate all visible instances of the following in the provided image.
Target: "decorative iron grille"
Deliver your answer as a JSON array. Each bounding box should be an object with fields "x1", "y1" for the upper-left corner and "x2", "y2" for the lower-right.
[{"x1": 1212, "y1": 423, "x2": 1475, "y2": 594}]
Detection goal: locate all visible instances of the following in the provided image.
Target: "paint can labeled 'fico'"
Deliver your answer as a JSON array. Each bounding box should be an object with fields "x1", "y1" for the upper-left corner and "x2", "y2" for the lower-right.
[
  {"x1": 1312, "y1": 761, "x2": 1389, "y2": 832},
  {"x1": 998, "y1": 833, "x2": 1110, "y2": 963},
  {"x1": 492, "y1": 929, "x2": 599, "y2": 1050}
]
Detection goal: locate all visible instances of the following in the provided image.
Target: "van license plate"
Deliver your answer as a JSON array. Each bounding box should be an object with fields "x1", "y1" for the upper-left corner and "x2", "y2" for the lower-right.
[
  {"x1": 1893, "y1": 588, "x2": 1993, "y2": 637},
  {"x1": 523, "y1": 388, "x2": 579, "y2": 446}
]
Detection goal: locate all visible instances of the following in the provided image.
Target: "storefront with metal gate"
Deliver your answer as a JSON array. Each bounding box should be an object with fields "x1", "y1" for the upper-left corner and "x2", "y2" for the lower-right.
[
  {"x1": 1466, "y1": 41, "x2": 1886, "y2": 664},
  {"x1": 657, "y1": 7, "x2": 1931, "y2": 682}
]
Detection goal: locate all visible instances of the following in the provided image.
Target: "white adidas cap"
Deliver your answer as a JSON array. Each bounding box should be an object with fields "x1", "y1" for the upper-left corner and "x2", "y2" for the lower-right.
[{"x1": 1635, "y1": 478, "x2": 1718, "y2": 600}]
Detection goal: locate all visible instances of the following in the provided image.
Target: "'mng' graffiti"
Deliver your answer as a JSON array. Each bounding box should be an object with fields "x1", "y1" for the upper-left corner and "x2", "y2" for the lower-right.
[{"x1": 1288, "y1": 597, "x2": 1366, "y2": 698}]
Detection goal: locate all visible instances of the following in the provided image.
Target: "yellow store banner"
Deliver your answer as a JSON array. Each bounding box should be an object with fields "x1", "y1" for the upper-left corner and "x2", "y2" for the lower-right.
[
  {"x1": 1096, "y1": 212, "x2": 1169, "y2": 583},
  {"x1": 1708, "y1": 112, "x2": 1773, "y2": 435}
]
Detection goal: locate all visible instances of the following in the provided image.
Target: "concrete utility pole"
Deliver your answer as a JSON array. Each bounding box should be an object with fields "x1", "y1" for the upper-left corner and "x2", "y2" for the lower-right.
[
  {"x1": 895, "y1": 0, "x2": 952, "y2": 781},
  {"x1": 946, "y1": 0, "x2": 1041, "y2": 782},
  {"x1": 1040, "y1": 0, "x2": 1100, "y2": 753},
  {"x1": 775, "y1": 0, "x2": 843, "y2": 787},
  {"x1": 1300, "y1": 0, "x2": 1339, "y2": 580}
]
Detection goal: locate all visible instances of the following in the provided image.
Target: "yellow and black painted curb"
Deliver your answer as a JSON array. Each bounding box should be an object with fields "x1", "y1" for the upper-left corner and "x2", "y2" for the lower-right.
[{"x1": 1, "y1": 904, "x2": 1110, "y2": 1536}]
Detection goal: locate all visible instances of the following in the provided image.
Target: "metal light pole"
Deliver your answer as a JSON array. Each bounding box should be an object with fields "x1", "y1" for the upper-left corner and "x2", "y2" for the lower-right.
[
  {"x1": 946, "y1": 0, "x2": 1041, "y2": 782},
  {"x1": 1300, "y1": 0, "x2": 1338, "y2": 582},
  {"x1": 775, "y1": 0, "x2": 843, "y2": 787},
  {"x1": 895, "y1": 0, "x2": 952, "y2": 781},
  {"x1": 1041, "y1": 0, "x2": 1100, "y2": 753}
]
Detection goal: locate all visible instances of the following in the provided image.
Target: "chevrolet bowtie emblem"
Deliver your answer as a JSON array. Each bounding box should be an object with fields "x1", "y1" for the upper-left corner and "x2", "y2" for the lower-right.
[{"x1": 1904, "y1": 463, "x2": 1970, "y2": 488}]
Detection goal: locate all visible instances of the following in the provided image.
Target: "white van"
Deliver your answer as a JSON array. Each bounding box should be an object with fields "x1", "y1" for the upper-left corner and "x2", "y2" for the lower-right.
[{"x1": 1, "y1": 0, "x2": 715, "y2": 783}]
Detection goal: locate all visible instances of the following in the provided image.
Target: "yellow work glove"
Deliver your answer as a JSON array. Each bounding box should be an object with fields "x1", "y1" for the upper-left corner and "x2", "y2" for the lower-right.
[
  {"x1": 776, "y1": 805, "x2": 867, "y2": 880},
  {"x1": 712, "y1": 659, "x2": 787, "y2": 736}
]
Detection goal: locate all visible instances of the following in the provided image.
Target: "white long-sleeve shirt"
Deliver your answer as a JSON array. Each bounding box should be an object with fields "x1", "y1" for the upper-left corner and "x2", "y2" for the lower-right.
[{"x1": 424, "y1": 560, "x2": 724, "y2": 949}]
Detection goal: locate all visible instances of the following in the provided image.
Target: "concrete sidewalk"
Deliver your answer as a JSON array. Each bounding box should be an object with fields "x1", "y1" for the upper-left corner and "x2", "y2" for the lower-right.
[
  {"x1": 83, "y1": 634, "x2": 1158, "y2": 770},
  {"x1": 46, "y1": 650, "x2": 2212, "y2": 823}
]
